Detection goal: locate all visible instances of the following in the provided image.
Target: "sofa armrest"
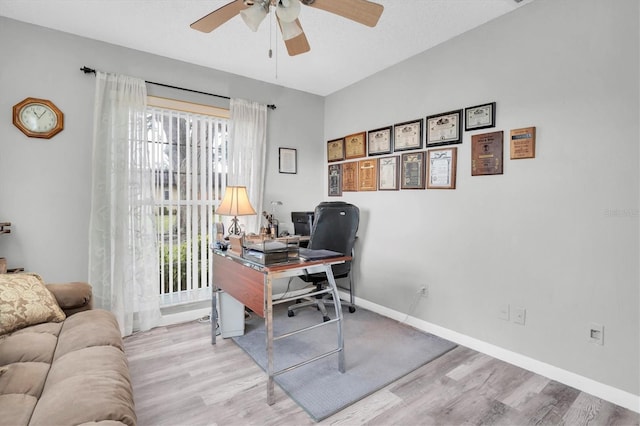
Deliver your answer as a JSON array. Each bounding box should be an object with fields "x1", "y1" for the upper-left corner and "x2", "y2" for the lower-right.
[{"x1": 46, "y1": 282, "x2": 93, "y2": 316}]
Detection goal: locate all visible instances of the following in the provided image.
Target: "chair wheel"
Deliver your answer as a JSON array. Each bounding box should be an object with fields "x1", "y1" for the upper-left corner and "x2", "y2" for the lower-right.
[
  {"x1": 287, "y1": 310, "x2": 295, "y2": 317},
  {"x1": 348, "y1": 306, "x2": 356, "y2": 313},
  {"x1": 323, "y1": 316, "x2": 330, "y2": 322}
]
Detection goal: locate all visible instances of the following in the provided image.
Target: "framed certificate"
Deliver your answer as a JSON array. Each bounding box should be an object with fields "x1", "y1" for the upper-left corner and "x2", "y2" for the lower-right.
[
  {"x1": 378, "y1": 156, "x2": 399, "y2": 191},
  {"x1": 344, "y1": 131, "x2": 367, "y2": 160},
  {"x1": 367, "y1": 126, "x2": 393, "y2": 156},
  {"x1": 342, "y1": 161, "x2": 358, "y2": 192},
  {"x1": 427, "y1": 147, "x2": 457, "y2": 189},
  {"x1": 472, "y1": 131, "x2": 503, "y2": 176},
  {"x1": 358, "y1": 159, "x2": 378, "y2": 191},
  {"x1": 401, "y1": 152, "x2": 426, "y2": 190},
  {"x1": 278, "y1": 147, "x2": 297, "y2": 174},
  {"x1": 426, "y1": 109, "x2": 462, "y2": 147},
  {"x1": 327, "y1": 138, "x2": 345, "y2": 162},
  {"x1": 393, "y1": 119, "x2": 423, "y2": 151},
  {"x1": 328, "y1": 164, "x2": 342, "y2": 196},
  {"x1": 465, "y1": 102, "x2": 496, "y2": 131}
]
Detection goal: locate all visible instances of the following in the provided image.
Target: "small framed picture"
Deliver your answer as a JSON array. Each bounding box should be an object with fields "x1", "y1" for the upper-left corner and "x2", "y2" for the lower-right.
[
  {"x1": 327, "y1": 138, "x2": 345, "y2": 162},
  {"x1": 378, "y1": 155, "x2": 400, "y2": 191},
  {"x1": 426, "y1": 109, "x2": 462, "y2": 147},
  {"x1": 427, "y1": 147, "x2": 457, "y2": 189},
  {"x1": 278, "y1": 147, "x2": 297, "y2": 174},
  {"x1": 393, "y1": 119, "x2": 423, "y2": 152},
  {"x1": 401, "y1": 152, "x2": 426, "y2": 190},
  {"x1": 367, "y1": 126, "x2": 393, "y2": 156},
  {"x1": 472, "y1": 131, "x2": 504, "y2": 176},
  {"x1": 465, "y1": 102, "x2": 496, "y2": 131},
  {"x1": 328, "y1": 164, "x2": 342, "y2": 196},
  {"x1": 344, "y1": 131, "x2": 367, "y2": 160}
]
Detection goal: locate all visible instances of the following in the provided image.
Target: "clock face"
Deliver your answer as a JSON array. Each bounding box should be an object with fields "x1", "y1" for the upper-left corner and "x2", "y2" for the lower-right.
[{"x1": 19, "y1": 103, "x2": 58, "y2": 133}]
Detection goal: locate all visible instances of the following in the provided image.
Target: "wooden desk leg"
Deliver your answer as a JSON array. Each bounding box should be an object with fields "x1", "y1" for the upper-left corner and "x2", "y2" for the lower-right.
[
  {"x1": 211, "y1": 289, "x2": 218, "y2": 345},
  {"x1": 324, "y1": 264, "x2": 345, "y2": 373},
  {"x1": 265, "y1": 274, "x2": 275, "y2": 405}
]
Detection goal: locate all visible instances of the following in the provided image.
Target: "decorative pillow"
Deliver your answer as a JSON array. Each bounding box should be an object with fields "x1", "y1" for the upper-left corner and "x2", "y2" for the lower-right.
[{"x1": 0, "y1": 273, "x2": 66, "y2": 335}]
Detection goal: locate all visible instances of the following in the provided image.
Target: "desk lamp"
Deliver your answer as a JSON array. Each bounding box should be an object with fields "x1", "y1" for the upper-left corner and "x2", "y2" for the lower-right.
[{"x1": 217, "y1": 186, "x2": 257, "y2": 235}]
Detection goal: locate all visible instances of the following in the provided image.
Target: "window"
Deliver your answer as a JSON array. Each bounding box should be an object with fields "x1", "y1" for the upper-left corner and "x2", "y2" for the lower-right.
[{"x1": 146, "y1": 96, "x2": 229, "y2": 305}]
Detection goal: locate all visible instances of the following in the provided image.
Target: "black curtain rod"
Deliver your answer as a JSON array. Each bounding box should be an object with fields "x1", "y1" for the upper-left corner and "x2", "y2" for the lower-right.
[{"x1": 80, "y1": 66, "x2": 276, "y2": 110}]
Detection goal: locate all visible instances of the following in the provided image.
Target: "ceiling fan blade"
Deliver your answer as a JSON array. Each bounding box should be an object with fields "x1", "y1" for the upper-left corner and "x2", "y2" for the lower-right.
[
  {"x1": 190, "y1": 0, "x2": 248, "y2": 33},
  {"x1": 305, "y1": 0, "x2": 383, "y2": 27},
  {"x1": 281, "y1": 18, "x2": 311, "y2": 56}
]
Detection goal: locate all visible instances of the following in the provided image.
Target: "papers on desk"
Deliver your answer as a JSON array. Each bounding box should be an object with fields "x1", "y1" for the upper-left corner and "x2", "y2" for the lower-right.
[
  {"x1": 244, "y1": 240, "x2": 289, "y2": 252},
  {"x1": 298, "y1": 248, "x2": 343, "y2": 260}
]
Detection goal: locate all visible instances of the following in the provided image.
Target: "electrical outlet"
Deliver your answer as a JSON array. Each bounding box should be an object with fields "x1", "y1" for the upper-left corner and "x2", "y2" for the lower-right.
[
  {"x1": 417, "y1": 285, "x2": 428, "y2": 297},
  {"x1": 513, "y1": 307, "x2": 526, "y2": 325},
  {"x1": 499, "y1": 304, "x2": 510, "y2": 321},
  {"x1": 589, "y1": 323, "x2": 604, "y2": 345}
]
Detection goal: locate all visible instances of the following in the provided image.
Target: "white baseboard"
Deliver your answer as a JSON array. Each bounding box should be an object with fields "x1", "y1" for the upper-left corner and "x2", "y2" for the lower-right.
[
  {"x1": 160, "y1": 307, "x2": 210, "y2": 327},
  {"x1": 342, "y1": 292, "x2": 640, "y2": 414}
]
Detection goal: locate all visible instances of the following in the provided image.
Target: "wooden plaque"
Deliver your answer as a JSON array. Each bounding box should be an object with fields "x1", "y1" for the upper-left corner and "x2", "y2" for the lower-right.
[
  {"x1": 358, "y1": 158, "x2": 378, "y2": 191},
  {"x1": 344, "y1": 132, "x2": 366, "y2": 160},
  {"x1": 472, "y1": 131, "x2": 503, "y2": 176},
  {"x1": 342, "y1": 161, "x2": 359, "y2": 192},
  {"x1": 510, "y1": 126, "x2": 536, "y2": 159}
]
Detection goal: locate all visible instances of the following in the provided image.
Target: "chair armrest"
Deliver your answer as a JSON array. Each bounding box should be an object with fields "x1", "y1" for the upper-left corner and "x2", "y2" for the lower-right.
[{"x1": 46, "y1": 282, "x2": 93, "y2": 316}]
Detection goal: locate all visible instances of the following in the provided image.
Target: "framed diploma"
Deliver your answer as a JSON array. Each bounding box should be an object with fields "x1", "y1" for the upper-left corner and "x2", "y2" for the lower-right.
[
  {"x1": 328, "y1": 164, "x2": 342, "y2": 196},
  {"x1": 278, "y1": 147, "x2": 297, "y2": 174},
  {"x1": 401, "y1": 152, "x2": 426, "y2": 189},
  {"x1": 426, "y1": 109, "x2": 462, "y2": 147},
  {"x1": 465, "y1": 102, "x2": 496, "y2": 131},
  {"x1": 344, "y1": 131, "x2": 367, "y2": 160},
  {"x1": 358, "y1": 159, "x2": 378, "y2": 191},
  {"x1": 327, "y1": 138, "x2": 345, "y2": 162},
  {"x1": 367, "y1": 126, "x2": 393, "y2": 156},
  {"x1": 393, "y1": 119, "x2": 423, "y2": 151},
  {"x1": 510, "y1": 126, "x2": 536, "y2": 159},
  {"x1": 427, "y1": 147, "x2": 457, "y2": 189},
  {"x1": 378, "y1": 156, "x2": 399, "y2": 191},
  {"x1": 342, "y1": 161, "x2": 358, "y2": 192},
  {"x1": 472, "y1": 131, "x2": 504, "y2": 176}
]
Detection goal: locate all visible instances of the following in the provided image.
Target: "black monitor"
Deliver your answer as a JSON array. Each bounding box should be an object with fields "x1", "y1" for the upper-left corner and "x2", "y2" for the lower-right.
[{"x1": 291, "y1": 211, "x2": 314, "y2": 236}]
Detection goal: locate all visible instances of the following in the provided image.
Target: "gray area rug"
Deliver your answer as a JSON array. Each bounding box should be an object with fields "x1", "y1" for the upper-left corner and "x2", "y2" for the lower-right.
[{"x1": 233, "y1": 303, "x2": 457, "y2": 421}]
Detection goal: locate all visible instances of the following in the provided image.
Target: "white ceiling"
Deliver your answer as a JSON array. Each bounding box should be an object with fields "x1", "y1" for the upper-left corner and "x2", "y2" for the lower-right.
[{"x1": 0, "y1": 0, "x2": 534, "y2": 96}]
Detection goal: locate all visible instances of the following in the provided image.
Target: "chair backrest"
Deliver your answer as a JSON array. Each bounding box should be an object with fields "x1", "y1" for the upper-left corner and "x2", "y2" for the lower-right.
[
  {"x1": 291, "y1": 211, "x2": 314, "y2": 236},
  {"x1": 308, "y1": 202, "x2": 359, "y2": 277}
]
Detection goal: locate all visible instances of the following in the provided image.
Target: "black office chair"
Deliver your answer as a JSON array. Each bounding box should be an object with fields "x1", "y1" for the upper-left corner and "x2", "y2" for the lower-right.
[{"x1": 287, "y1": 202, "x2": 359, "y2": 321}]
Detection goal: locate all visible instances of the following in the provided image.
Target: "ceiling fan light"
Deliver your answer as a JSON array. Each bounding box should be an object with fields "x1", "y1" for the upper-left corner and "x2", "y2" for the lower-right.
[
  {"x1": 276, "y1": 0, "x2": 301, "y2": 23},
  {"x1": 240, "y1": 2, "x2": 268, "y2": 32},
  {"x1": 280, "y1": 20, "x2": 302, "y2": 40}
]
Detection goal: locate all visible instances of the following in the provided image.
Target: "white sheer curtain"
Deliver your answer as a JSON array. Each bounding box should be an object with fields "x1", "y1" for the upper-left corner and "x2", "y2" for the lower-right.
[
  {"x1": 89, "y1": 71, "x2": 161, "y2": 336},
  {"x1": 228, "y1": 98, "x2": 268, "y2": 234}
]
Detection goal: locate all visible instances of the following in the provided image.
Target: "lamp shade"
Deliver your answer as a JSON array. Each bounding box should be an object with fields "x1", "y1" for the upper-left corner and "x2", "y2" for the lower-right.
[
  {"x1": 276, "y1": 0, "x2": 301, "y2": 23},
  {"x1": 240, "y1": 2, "x2": 268, "y2": 32},
  {"x1": 217, "y1": 186, "x2": 257, "y2": 217}
]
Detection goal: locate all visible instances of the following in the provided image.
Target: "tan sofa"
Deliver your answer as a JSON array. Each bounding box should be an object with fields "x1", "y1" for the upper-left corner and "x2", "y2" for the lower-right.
[{"x1": 0, "y1": 274, "x2": 136, "y2": 426}]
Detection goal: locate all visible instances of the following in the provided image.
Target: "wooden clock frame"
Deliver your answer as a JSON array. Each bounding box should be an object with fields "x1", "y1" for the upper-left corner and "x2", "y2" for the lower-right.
[{"x1": 12, "y1": 97, "x2": 64, "y2": 139}]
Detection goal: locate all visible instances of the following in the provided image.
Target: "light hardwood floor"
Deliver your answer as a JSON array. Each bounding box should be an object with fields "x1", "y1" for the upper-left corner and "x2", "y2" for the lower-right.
[{"x1": 124, "y1": 319, "x2": 639, "y2": 425}]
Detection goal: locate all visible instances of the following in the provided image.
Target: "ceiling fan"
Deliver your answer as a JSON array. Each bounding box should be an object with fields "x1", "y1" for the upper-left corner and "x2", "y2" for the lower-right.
[{"x1": 190, "y1": 0, "x2": 384, "y2": 56}]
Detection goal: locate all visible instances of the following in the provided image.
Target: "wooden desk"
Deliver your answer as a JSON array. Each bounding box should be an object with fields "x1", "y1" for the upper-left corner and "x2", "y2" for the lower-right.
[{"x1": 211, "y1": 249, "x2": 350, "y2": 405}]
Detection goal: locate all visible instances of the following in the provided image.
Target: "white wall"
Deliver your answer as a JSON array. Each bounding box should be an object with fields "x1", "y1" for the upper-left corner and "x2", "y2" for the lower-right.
[
  {"x1": 0, "y1": 17, "x2": 325, "y2": 282},
  {"x1": 324, "y1": 0, "x2": 639, "y2": 398}
]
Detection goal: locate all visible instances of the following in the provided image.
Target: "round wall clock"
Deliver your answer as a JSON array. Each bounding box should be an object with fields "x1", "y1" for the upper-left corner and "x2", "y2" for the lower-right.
[{"x1": 12, "y1": 97, "x2": 64, "y2": 139}]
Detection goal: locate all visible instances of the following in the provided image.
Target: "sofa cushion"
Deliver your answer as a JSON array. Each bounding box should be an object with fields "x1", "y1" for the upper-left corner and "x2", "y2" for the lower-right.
[
  {"x1": 53, "y1": 310, "x2": 124, "y2": 360},
  {"x1": 0, "y1": 273, "x2": 65, "y2": 335},
  {"x1": 0, "y1": 394, "x2": 38, "y2": 426}
]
